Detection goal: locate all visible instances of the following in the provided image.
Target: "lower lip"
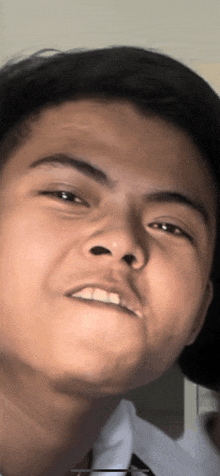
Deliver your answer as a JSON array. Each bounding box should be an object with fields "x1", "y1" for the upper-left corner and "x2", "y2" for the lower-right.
[{"x1": 69, "y1": 296, "x2": 138, "y2": 318}]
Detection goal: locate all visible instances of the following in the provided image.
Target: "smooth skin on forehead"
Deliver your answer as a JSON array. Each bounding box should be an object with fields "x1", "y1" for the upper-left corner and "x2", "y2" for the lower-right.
[
  {"x1": 6, "y1": 98, "x2": 217, "y2": 211},
  {"x1": 0, "y1": 98, "x2": 217, "y2": 398}
]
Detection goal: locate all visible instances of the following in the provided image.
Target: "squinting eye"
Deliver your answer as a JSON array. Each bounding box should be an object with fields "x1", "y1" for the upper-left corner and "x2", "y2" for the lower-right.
[
  {"x1": 148, "y1": 222, "x2": 193, "y2": 242},
  {"x1": 40, "y1": 190, "x2": 88, "y2": 206}
]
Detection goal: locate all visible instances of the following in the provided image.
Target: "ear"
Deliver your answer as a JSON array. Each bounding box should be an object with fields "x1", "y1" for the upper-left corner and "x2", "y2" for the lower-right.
[{"x1": 186, "y1": 280, "x2": 214, "y2": 346}]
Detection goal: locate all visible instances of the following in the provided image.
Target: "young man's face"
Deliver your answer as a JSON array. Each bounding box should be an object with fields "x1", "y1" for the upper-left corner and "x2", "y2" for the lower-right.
[{"x1": 0, "y1": 99, "x2": 216, "y2": 396}]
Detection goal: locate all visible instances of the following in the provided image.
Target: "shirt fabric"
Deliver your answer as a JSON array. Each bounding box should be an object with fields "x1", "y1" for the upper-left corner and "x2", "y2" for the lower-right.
[
  {"x1": 91, "y1": 399, "x2": 216, "y2": 476},
  {"x1": 1, "y1": 400, "x2": 220, "y2": 476}
]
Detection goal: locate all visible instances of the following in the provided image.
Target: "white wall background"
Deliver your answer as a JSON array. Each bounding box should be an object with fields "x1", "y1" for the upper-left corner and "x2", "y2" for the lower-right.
[
  {"x1": 0, "y1": 0, "x2": 220, "y2": 86},
  {"x1": 0, "y1": 0, "x2": 220, "y2": 93},
  {"x1": 0, "y1": 0, "x2": 219, "y2": 435}
]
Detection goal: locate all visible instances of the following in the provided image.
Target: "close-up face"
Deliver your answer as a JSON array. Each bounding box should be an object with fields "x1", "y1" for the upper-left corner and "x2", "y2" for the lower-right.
[{"x1": 0, "y1": 99, "x2": 217, "y2": 397}]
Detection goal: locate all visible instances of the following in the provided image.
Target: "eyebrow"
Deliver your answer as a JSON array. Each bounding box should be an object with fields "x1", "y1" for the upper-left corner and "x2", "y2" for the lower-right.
[
  {"x1": 144, "y1": 191, "x2": 210, "y2": 227},
  {"x1": 29, "y1": 153, "x2": 114, "y2": 187},
  {"x1": 29, "y1": 153, "x2": 210, "y2": 227}
]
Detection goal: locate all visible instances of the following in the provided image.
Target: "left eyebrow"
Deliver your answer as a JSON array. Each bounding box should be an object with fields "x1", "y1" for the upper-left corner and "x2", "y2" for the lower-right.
[
  {"x1": 29, "y1": 153, "x2": 115, "y2": 188},
  {"x1": 144, "y1": 191, "x2": 210, "y2": 227},
  {"x1": 29, "y1": 153, "x2": 210, "y2": 227}
]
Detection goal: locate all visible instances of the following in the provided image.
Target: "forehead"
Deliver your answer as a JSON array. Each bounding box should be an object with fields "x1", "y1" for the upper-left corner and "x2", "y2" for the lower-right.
[{"x1": 3, "y1": 99, "x2": 217, "y2": 209}]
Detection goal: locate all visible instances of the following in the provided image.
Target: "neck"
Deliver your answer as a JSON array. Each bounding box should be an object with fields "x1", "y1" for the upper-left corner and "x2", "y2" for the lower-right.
[{"x1": 0, "y1": 369, "x2": 121, "y2": 476}]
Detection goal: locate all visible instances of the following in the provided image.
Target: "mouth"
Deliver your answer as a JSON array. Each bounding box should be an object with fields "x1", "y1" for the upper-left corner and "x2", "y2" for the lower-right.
[{"x1": 67, "y1": 286, "x2": 142, "y2": 318}]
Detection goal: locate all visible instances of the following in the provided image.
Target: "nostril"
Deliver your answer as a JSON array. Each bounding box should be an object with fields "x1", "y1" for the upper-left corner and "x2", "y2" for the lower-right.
[
  {"x1": 124, "y1": 254, "x2": 136, "y2": 266},
  {"x1": 90, "y1": 246, "x2": 111, "y2": 255}
]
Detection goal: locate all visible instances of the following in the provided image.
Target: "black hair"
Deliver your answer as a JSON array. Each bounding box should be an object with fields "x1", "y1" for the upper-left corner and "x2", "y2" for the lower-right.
[{"x1": 0, "y1": 45, "x2": 220, "y2": 390}]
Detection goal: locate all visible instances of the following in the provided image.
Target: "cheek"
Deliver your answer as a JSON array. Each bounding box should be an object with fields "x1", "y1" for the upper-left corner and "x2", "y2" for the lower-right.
[
  {"x1": 0, "y1": 210, "x2": 71, "y2": 358},
  {"x1": 141, "y1": 250, "x2": 205, "y2": 345},
  {"x1": 0, "y1": 211, "x2": 67, "y2": 284},
  {"x1": 0, "y1": 210, "x2": 75, "y2": 341}
]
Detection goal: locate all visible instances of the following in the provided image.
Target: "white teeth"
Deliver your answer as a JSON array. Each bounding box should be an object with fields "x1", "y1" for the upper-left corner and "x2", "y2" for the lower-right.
[
  {"x1": 70, "y1": 287, "x2": 140, "y2": 317},
  {"x1": 92, "y1": 288, "x2": 109, "y2": 303},
  {"x1": 109, "y1": 292, "x2": 120, "y2": 305},
  {"x1": 71, "y1": 287, "x2": 120, "y2": 305},
  {"x1": 73, "y1": 287, "x2": 93, "y2": 300}
]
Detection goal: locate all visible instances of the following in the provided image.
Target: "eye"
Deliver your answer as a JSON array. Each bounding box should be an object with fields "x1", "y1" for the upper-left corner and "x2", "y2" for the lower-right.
[
  {"x1": 148, "y1": 222, "x2": 193, "y2": 242},
  {"x1": 39, "y1": 190, "x2": 89, "y2": 206}
]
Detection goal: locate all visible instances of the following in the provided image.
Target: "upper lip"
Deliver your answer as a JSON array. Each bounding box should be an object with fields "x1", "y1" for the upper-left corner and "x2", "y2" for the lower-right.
[{"x1": 66, "y1": 281, "x2": 143, "y2": 318}]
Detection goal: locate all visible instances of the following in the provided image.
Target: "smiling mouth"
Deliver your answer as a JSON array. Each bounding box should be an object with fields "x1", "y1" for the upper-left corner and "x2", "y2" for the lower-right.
[{"x1": 69, "y1": 287, "x2": 141, "y2": 318}]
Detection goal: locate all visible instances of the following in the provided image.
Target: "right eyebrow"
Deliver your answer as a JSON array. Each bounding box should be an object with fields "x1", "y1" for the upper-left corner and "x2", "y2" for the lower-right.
[{"x1": 29, "y1": 153, "x2": 116, "y2": 189}]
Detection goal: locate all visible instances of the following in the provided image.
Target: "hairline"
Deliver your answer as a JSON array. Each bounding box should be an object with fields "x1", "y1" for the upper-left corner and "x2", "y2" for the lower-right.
[{"x1": 1, "y1": 94, "x2": 219, "y2": 186}]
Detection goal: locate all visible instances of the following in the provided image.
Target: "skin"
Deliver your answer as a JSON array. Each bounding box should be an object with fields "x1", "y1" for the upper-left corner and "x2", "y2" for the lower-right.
[{"x1": 0, "y1": 99, "x2": 217, "y2": 476}]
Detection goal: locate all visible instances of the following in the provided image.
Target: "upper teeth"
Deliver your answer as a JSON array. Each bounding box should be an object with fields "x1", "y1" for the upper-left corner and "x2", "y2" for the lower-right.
[
  {"x1": 70, "y1": 287, "x2": 139, "y2": 317},
  {"x1": 71, "y1": 287, "x2": 120, "y2": 305}
]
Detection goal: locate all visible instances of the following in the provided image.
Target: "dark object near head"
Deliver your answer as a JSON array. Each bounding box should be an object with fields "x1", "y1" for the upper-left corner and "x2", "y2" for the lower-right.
[
  {"x1": 0, "y1": 45, "x2": 219, "y2": 390},
  {"x1": 178, "y1": 281, "x2": 220, "y2": 391}
]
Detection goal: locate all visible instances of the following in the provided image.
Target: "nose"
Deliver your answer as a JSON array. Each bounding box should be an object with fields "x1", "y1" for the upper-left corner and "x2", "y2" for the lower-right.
[{"x1": 83, "y1": 219, "x2": 147, "y2": 270}]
